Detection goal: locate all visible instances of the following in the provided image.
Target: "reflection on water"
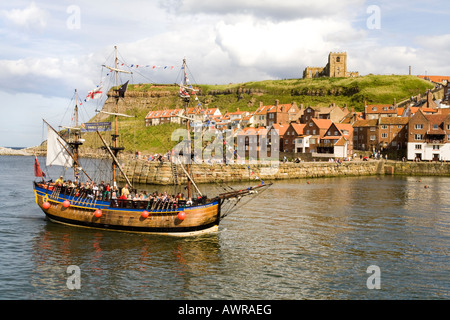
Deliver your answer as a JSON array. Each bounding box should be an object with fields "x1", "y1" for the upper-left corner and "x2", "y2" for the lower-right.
[{"x1": 0, "y1": 156, "x2": 449, "y2": 299}]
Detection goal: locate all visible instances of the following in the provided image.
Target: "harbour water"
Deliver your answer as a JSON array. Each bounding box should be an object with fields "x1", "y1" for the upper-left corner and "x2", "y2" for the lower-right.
[{"x1": 0, "y1": 155, "x2": 449, "y2": 300}]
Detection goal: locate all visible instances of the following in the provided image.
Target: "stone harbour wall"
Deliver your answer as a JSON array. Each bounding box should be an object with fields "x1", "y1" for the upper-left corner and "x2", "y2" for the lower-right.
[
  {"x1": 118, "y1": 160, "x2": 390, "y2": 185},
  {"x1": 385, "y1": 161, "x2": 450, "y2": 176}
]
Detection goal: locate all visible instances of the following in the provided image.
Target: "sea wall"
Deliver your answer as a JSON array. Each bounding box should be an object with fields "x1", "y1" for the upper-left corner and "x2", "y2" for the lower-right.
[
  {"x1": 118, "y1": 160, "x2": 450, "y2": 185},
  {"x1": 384, "y1": 161, "x2": 450, "y2": 176},
  {"x1": 118, "y1": 160, "x2": 387, "y2": 185}
]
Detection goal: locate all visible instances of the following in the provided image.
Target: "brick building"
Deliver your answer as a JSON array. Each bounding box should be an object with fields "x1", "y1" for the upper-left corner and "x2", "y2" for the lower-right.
[{"x1": 407, "y1": 110, "x2": 450, "y2": 161}]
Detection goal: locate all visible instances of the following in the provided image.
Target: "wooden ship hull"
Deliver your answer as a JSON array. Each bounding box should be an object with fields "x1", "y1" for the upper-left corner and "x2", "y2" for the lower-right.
[{"x1": 33, "y1": 182, "x2": 221, "y2": 236}]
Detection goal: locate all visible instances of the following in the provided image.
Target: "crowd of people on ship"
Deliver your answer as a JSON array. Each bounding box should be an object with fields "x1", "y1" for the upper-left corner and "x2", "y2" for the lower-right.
[{"x1": 45, "y1": 176, "x2": 206, "y2": 209}]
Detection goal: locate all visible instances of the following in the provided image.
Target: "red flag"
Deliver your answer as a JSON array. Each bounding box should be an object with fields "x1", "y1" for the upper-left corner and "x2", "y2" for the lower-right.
[{"x1": 34, "y1": 154, "x2": 46, "y2": 178}]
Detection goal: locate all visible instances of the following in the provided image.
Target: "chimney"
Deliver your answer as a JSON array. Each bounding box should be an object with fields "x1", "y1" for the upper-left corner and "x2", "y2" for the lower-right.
[
  {"x1": 275, "y1": 99, "x2": 279, "y2": 106},
  {"x1": 259, "y1": 101, "x2": 263, "y2": 108},
  {"x1": 237, "y1": 107, "x2": 240, "y2": 112},
  {"x1": 300, "y1": 103, "x2": 304, "y2": 109},
  {"x1": 393, "y1": 98, "x2": 396, "y2": 106}
]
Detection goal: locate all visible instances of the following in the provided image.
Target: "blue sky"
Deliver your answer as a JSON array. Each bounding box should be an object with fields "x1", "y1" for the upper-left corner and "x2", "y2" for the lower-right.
[{"x1": 1, "y1": 0, "x2": 449, "y2": 147}]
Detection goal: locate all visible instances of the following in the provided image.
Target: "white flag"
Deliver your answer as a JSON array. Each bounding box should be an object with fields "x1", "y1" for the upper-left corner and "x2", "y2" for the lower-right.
[{"x1": 86, "y1": 85, "x2": 103, "y2": 101}]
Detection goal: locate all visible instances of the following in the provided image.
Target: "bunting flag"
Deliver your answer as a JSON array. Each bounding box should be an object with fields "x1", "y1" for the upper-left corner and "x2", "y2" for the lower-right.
[
  {"x1": 34, "y1": 154, "x2": 46, "y2": 178},
  {"x1": 124, "y1": 64, "x2": 175, "y2": 70}
]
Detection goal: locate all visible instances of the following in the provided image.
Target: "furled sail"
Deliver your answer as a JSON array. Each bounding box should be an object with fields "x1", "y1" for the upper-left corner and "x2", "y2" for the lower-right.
[{"x1": 46, "y1": 127, "x2": 74, "y2": 167}]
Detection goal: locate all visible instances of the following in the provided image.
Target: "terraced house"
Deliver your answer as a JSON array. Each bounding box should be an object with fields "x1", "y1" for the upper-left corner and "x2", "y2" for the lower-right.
[
  {"x1": 407, "y1": 109, "x2": 450, "y2": 161},
  {"x1": 378, "y1": 117, "x2": 409, "y2": 150}
]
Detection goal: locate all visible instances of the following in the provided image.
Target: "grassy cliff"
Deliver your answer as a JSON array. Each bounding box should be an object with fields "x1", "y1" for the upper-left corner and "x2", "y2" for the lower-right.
[{"x1": 81, "y1": 75, "x2": 434, "y2": 154}]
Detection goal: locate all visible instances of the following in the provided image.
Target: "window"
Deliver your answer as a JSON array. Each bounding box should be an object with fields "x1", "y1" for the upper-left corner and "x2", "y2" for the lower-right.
[
  {"x1": 415, "y1": 144, "x2": 422, "y2": 150},
  {"x1": 415, "y1": 134, "x2": 423, "y2": 140},
  {"x1": 297, "y1": 138, "x2": 303, "y2": 144},
  {"x1": 447, "y1": 125, "x2": 450, "y2": 130},
  {"x1": 381, "y1": 125, "x2": 388, "y2": 129},
  {"x1": 312, "y1": 130, "x2": 316, "y2": 135},
  {"x1": 307, "y1": 109, "x2": 311, "y2": 113},
  {"x1": 370, "y1": 127, "x2": 376, "y2": 131},
  {"x1": 398, "y1": 125, "x2": 403, "y2": 129},
  {"x1": 433, "y1": 145, "x2": 440, "y2": 150},
  {"x1": 334, "y1": 131, "x2": 338, "y2": 136},
  {"x1": 381, "y1": 133, "x2": 388, "y2": 138},
  {"x1": 306, "y1": 130, "x2": 310, "y2": 134},
  {"x1": 336, "y1": 57, "x2": 340, "y2": 62},
  {"x1": 370, "y1": 135, "x2": 376, "y2": 141},
  {"x1": 327, "y1": 132, "x2": 331, "y2": 136},
  {"x1": 372, "y1": 107, "x2": 377, "y2": 111},
  {"x1": 415, "y1": 124, "x2": 423, "y2": 129},
  {"x1": 309, "y1": 122, "x2": 313, "y2": 127},
  {"x1": 433, "y1": 124, "x2": 438, "y2": 130}
]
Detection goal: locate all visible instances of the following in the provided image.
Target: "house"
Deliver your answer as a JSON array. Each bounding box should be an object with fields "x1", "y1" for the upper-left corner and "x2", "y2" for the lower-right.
[
  {"x1": 236, "y1": 127, "x2": 269, "y2": 159},
  {"x1": 145, "y1": 108, "x2": 185, "y2": 126},
  {"x1": 378, "y1": 117, "x2": 409, "y2": 150},
  {"x1": 266, "y1": 103, "x2": 289, "y2": 127},
  {"x1": 253, "y1": 103, "x2": 269, "y2": 127},
  {"x1": 442, "y1": 83, "x2": 450, "y2": 106},
  {"x1": 241, "y1": 112, "x2": 255, "y2": 127},
  {"x1": 303, "y1": 118, "x2": 333, "y2": 153},
  {"x1": 267, "y1": 124, "x2": 289, "y2": 152},
  {"x1": 318, "y1": 123, "x2": 354, "y2": 158},
  {"x1": 294, "y1": 135, "x2": 312, "y2": 154},
  {"x1": 300, "y1": 104, "x2": 349, "y2": 123},
  {"x1": 283, "y1": 123, "x2": 306, "y2": 153},
  {"x1": 145, "y1": 110, "x2": 164, "y2": 126},
  {"x1": 186, "y1": 107, "x2": 204, "y2": 123},
  {"x1": 340, "y1": 108, "x2": 364, "y2": 125},
  {"x1": 407, "y1": 109, "x2": 450, "y2": 161},
  {"x1": 364, "y1": 103, "x2": 398, "y2": 120},
  {"x1": 286, "y1": 102, "x2": 300, "y2": 122},
  {"x1": 205, "y1": 108, "x2": 222, "y2": 118},
  {"x1": 352, "y1": 119, "x2": 379, "y2": 151}
]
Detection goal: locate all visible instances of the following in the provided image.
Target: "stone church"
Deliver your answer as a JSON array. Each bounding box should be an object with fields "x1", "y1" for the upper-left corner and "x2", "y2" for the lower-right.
[{"x1": 303, "y1": 52, "x2": 359, "y2": 79}]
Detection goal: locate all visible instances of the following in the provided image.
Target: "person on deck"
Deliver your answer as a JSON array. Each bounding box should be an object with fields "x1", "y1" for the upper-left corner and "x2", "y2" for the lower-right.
[
  {"x1": 121, "y1": 184, "x2": 130, "y2": 198},
  {"x1": 55, "y1": 176, "x2": 64, "y2": 186}
]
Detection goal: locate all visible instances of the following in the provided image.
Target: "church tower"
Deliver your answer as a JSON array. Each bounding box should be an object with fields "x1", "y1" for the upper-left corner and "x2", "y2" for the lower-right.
[{"x1": 326, "y1": 52, "x2": 347, "y2": 78}]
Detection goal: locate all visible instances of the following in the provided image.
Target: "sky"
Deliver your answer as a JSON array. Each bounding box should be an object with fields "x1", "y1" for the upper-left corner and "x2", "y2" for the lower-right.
[{"x1": 1, "y1": 0, "x2": 449, "y2": 147}]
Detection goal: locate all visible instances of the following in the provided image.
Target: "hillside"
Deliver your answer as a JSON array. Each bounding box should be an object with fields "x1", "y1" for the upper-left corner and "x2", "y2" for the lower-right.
[{"x1": 83, "y1": 75, "x2": 435, "y2": 155}]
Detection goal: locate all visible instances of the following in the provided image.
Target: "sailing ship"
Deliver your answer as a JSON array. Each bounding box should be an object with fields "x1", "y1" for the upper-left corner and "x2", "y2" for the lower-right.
[{"x1": 33, "y1": 47, "x2": 271, "y2": 236}]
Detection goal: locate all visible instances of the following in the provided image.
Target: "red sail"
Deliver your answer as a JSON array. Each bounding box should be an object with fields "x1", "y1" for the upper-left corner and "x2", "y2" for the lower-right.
[{"x1": 34, "y1": 155, "x2": 46, "y2": 178}]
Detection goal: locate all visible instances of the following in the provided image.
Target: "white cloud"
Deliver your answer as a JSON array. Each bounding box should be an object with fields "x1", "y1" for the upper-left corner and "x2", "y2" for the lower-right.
[
  {"x1": 2, "y1": 2, "x2": 49, "y2": 31},
  {"x1": 168, "y1": 0, "x2": 365, "y2": 20}
]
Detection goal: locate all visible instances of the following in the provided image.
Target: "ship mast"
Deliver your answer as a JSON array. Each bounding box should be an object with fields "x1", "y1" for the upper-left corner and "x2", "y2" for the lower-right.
[
  {"x1": 99, "y1": 46, "x2": 133, "y2": 188},
  {"x1": 73, "y1": 89, "x2": 79, "y2": 180},
  {"x1": 182, "y1": 58, "x2": 192, "y2": 199},
  {"x1": 64, "y1": 89, "x2": 83, "y2": 181},
  {"x1": 110, "y1": 46, "x2": 125, "y2": 187}
]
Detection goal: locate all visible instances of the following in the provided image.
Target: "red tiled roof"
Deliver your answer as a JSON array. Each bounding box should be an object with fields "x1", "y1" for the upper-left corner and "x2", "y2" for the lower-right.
[
  {"x1": 366, "y1": 104, "x2": 397, "y2": 114},
  {"x1": 312, "y1": 118, "x2": 332, "y2": 129},
  {"x1": 270, "y1": 123, "x2": 289, "y2": 136},
  {"x1": 290, "y1": 123, "x2": 306, "y2": 135}
]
